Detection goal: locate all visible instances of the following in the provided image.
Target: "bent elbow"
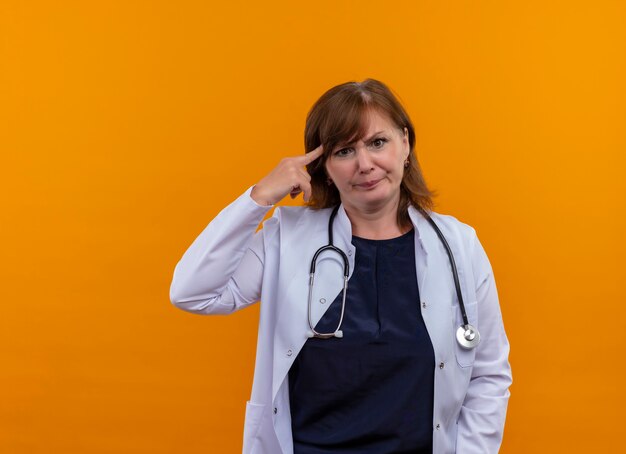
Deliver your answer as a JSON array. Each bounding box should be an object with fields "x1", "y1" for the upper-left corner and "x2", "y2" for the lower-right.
[
  {"x1": 169, "y1": 282, "x2": 236, "y2": 315},
  {"x1": 169, "y1": 273, "x2": 189, "y2": 307},
  {"x1": 169, "y1": 279, "x2": 185, "y2": 307},
  {"x1": 168, "y1": 267, "x2": 206, "y2": 309}
]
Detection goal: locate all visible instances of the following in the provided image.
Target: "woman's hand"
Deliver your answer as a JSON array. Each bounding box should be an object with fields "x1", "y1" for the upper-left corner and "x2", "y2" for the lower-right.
[{"x1": 250, "y1": 145, "x2": 324, "y2": 206}]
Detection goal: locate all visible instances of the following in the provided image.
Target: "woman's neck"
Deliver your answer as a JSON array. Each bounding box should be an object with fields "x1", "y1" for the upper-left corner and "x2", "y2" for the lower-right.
[{"x1": 343, "y1": 197, "x2": 410, "y2": 240}]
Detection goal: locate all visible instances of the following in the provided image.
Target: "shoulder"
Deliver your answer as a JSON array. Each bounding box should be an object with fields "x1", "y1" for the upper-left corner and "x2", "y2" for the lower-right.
[
  {"x1": 424, "y1": 211, "x2": 495, "y2": 291},
  {"x1": 428, "y1": 211, "x2": 477, "y2": 240},
  {"x1": 275, "y1": 205, "x2": 331, "y2": 224},
  {"x1": 262, "y1": 204, "x2": 331, "y2": 232},
  {"x1": 259, "y1": 205, "x2": 332, "y2": 256},
  {"x1": 416, "y1": 208, "x2": 478, "y2": 249},
  {"x1": 415, "y1": 209, "x2": 485, "y2": 271},
  {"x1": 426, "y1": 211, "x2": 494, "y2": 279}
]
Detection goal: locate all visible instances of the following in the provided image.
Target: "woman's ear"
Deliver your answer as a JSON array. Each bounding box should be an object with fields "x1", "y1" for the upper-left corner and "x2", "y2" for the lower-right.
[{"x1": 402, "y1": 127, "x2": 410, "y2": 158}]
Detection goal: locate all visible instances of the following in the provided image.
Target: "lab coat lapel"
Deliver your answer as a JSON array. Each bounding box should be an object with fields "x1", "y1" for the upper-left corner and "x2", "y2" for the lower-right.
[
  {"x1": 409, "y1": 207, "x2": 458, "y2": 362},
  {"x1": 409, "y1": 207, "x2": 430, "y2": 299},
  {"x1": 272, "y1": 205, "x2": 355, "y2": 401}
]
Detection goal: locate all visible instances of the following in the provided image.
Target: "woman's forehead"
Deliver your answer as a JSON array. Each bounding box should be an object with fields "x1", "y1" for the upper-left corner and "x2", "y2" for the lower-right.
[
  {"x1": 337, "y1": 109, "x2": 396, "y2": 145},
  {"x1": 361, "y1": 109, "x2": 396, "y2": 131}
]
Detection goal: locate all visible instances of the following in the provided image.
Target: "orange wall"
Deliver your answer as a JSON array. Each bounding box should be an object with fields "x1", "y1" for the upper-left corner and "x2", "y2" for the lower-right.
[{"x1": 1, "y1": 1, "x2": 625, "y2": 452}]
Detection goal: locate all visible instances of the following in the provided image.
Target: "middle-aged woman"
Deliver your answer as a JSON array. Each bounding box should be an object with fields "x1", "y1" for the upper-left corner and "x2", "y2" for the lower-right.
[{"x1": 170, "y1": 79, "x2": 512, "y2": 454}]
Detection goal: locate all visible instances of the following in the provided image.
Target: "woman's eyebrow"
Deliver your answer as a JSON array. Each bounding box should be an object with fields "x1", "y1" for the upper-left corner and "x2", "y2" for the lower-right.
[
  {"x1": 362, "y1": 130, "x2": 386, "y2": 142},
  {"x1": 337, "y1": 130, "x2": 386, "y2": 148}
]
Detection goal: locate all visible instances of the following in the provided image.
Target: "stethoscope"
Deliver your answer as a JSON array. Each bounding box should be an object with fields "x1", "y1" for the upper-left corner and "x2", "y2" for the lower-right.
[{"x1": 307, "y1": 205, "x2": 481, "y2": 350}]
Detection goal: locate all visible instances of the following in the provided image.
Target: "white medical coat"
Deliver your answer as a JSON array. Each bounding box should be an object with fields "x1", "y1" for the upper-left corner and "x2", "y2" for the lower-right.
[{"x1": 170, "y1": 187, "x2": 512, "y2": 454}]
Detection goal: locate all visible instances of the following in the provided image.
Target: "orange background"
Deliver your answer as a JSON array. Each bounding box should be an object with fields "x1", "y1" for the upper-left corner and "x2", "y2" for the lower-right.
[{"x1": 1, "y1": 1, "x2": 625, "y2": 452}]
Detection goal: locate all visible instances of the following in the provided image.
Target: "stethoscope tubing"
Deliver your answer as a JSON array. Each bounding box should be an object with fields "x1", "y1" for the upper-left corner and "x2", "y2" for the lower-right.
[
  {"x1": 307, "y1": 205, "x2": 480, "y2": 349},
  {"x1": 424, "y1": 215, "x2": 469, "y2": 327},
  {"x1": 308, "y1": 206, "x2": 349, "y2": 339}
]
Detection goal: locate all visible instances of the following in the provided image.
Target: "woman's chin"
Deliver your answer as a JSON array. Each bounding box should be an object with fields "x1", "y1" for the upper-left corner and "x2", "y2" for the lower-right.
[{"x1": 346, "y1": 186, "x2": 400, "y2": 211}]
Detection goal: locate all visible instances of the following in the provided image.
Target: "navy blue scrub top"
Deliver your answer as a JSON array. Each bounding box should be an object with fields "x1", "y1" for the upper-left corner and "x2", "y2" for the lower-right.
[{"x1": 289, "y1": 229, "x2": 435, "y2": 454}]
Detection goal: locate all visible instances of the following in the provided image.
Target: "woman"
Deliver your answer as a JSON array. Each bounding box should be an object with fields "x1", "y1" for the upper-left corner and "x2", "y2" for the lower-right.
[{"x1": 169, "y1": 79, "x2": 512, "y2": 454}]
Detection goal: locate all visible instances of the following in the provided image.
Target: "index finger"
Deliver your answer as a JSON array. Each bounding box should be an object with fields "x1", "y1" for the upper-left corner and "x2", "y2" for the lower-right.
[{"x1": 301, "y1": 144, "x2": 324, "y2": 165}]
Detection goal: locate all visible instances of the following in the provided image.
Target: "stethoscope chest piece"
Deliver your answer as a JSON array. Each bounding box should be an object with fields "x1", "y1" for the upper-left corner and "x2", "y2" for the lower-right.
[{"x1": 456, "y1": 324, "x2": 481, "y2": 350}]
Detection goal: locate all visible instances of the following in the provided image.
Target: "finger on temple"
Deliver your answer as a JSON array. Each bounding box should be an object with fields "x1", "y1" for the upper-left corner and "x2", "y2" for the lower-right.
[{"x1": 302, "y1": 145, "x2": 324, "y2": 164}]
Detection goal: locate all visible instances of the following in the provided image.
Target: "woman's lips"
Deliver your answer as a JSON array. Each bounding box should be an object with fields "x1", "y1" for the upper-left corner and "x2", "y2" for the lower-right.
[{"x1": 354, "y1": 179, "x2": 382, "y2": 189}]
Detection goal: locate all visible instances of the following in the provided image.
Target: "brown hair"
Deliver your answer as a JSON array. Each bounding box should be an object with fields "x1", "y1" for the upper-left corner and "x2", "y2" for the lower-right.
[{"x1": 304, "y1": 79, "x2": 436, "y2": 227}]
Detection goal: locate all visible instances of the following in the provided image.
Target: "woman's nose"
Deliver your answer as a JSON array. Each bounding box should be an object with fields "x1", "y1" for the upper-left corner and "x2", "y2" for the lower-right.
[{"x1": 356, "y1": 149, "x2": 374, "y2": 173}]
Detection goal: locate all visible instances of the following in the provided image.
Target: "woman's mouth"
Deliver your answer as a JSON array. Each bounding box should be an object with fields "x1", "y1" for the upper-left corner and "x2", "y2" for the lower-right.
[{"x1": 354, "y1": 179, "x2": 382, "y2": 189}]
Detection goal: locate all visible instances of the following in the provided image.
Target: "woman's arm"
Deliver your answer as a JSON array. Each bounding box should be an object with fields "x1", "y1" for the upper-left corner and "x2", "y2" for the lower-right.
[
  {"x1": 456, "y1": 232, "x2": 512, "y2": 453},
  {"x1": 169, "y1": 187, "x2": 272, "y2": 315},
  {"x1": 170, "y1": 146, "x2": 324, "y2": 315}
]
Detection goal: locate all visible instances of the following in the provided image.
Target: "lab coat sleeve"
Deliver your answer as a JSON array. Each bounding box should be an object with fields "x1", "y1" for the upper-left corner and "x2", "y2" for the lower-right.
[
  {"x1": 169, "y1": 186, "x2": 273, "y2": 315},
  {"x1": 456, "y1": 232, "x2": 512, "y2": 454}
]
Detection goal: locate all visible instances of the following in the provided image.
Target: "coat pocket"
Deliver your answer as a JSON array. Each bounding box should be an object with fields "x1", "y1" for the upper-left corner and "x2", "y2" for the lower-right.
[
  {"x1": 452, "y1": 300, "x2": 478, "y2": 368},
  {"x1": 242, "y1": 401, "x2": 265, "y2": 454}
]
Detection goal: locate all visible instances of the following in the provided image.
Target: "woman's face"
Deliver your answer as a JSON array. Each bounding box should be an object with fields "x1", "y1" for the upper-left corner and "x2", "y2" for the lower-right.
[{"x1": 324, "y1": 109, "x2": 410, "y2": 214}]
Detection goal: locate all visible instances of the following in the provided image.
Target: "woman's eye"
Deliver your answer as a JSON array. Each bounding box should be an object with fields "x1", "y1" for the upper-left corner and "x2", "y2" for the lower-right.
[
  {"x1": 372, "y1": 138, "x2": 387, "y2": 148},
  {"x1": 334, "y1": 148, "x2": 353, "y2": 157}
]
